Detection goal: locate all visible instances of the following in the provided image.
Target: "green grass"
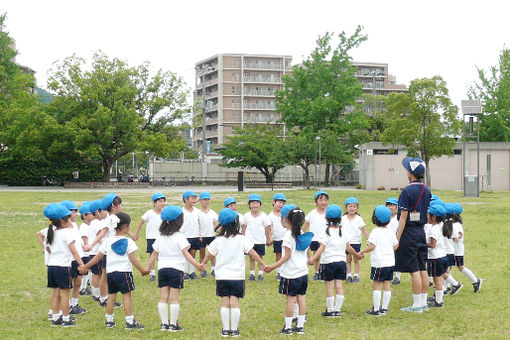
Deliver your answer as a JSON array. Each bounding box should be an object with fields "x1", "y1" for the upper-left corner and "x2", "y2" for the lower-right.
[{"x1": 0, "y1": 188, "x2": 508, "y2": 339}]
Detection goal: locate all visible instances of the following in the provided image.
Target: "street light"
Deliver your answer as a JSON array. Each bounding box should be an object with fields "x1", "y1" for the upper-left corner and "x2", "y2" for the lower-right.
[
  {"x1": 315, "y1": 136, "x2": 321, "y2": 187},
  {"x1": 461, "y1": 99, "x2": 482, "y2": 197}
]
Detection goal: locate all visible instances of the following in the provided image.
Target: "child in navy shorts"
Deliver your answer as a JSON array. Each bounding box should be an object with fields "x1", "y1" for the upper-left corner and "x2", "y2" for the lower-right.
[{"x1": 303, "y1": 191, "x2": 328, "y2": 280}]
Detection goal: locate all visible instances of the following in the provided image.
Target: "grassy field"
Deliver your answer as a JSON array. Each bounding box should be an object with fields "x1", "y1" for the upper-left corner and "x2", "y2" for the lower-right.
[{"x1": 0, "y1": 188, "x2": 508, "y2": 339}]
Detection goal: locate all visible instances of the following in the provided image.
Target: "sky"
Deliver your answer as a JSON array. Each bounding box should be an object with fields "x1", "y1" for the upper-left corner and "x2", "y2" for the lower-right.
[{"x1": 3, "y1": 0, "x2": 510, "y2": 109}]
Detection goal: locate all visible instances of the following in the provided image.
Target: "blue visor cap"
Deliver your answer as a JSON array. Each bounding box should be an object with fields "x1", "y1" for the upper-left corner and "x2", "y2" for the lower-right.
[
  {"x1": 314, "y1": 190, "x2": 328, "y2": 200},
  {"x1": 428, "y1": 204, "x2": 447, "y2": 217},
  {"x1": 430, "y1": 199, "x2": 446, "y2": 208},
  {"x1": 248, "y1": 193, "x2": 262, "y2": 203},
  {"x1": 219, "y1": 208, "x2": 238, "y2": 226},
  {"x1": 182, "y1": 190, "x2": 197, "y2": 200},
  {"x1": 60, "y1": 200, "x2": 78, "y2": 210},
  {"x1": 451, "y1": 203, "x2": 463, "y2": 215},
  {"x1": 345, "y1": 197, "x2": 359, "y2": 205},
  {"x1": 386, "y1": 197, "x2": 398, "y2": 205},
  {"x1": 431, "y1": 194, "x2": 439, "y2": 201},
  {"x1": 152, "y1": 192, "x2": 166, "y2": 202},
  {"x1": 79, "y1": 201, "x2": 92, "y2": 215},
  {"x1": 199, "y1": 192, "x2": 211, "y2": 200},
  {"x1": 281, "y1": 204, "x2": 297, "y2": 219},
  {"x1": 374, "y1": 205, "x2": 392, "y2": 224},
  {"x1": 111, "y1": 238, "x2": 128, "y2": 256},
  {"x1": 44, "y1": 203, "x2": 72, "y2": 219},
  {"x1": 161, "y1": 206, "x2": 183, "y2": 222},
  {"x1": 402, "y1": 157, "x2": 426, "y2": 176},
  {"x1": 296, "y1": 232, "x2": 314, "y2": 251},
  {"x1": 101, "y1": 193, "x2": 117, "y2": 210},
  {"x1": 273, "y1": 193, "x2": 286, "y2": 201},
  {"x1": 326, "y1": 204, "x2": 342, "y2": 219},
  {"x1": 444, "y1": 203, "x2": 457, "y2": 215},
  {"x1": 89, "y1": 199, "x2": 103, "y2": 213},
  {"x1": 224, "y1": 197, "x2": 237, "y2": 207}
]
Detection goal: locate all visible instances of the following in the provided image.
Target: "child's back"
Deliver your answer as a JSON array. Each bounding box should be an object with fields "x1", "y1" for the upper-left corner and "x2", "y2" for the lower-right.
[{"x1": 209, "y1": 235, "x2": 253, "y2": 280}]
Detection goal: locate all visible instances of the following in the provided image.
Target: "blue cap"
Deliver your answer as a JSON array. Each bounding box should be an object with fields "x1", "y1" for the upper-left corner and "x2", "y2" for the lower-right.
[
  {"x1": 89, "y1": 199, "x2": 103, "y2": 213},
  {"x1": 386, "y1": 197, "x2": 398, "y2": 205},
  {"x1": 345, "y1": 197, "x2": 359, "y2": 205},
  {"x1": 430, "y1": 199, "x2": 445, "y2": 208},
  {"x1": 431, "y1": 194, "x2": 439, "y2": 201},
  {"x1": 314, "y1": 190, "x2": 328, "y2": 200},
  {"x1": 374, "y1": 205, "x2": 392, "y2": 224},
  {"x1": 451, "y1": 203, "x2": 463, "y2": 215},
  {"x1": 281, "y1": 204, "x2": 297, "y2": 219},
  {"x1": 79, "y1": 201, "x2": 93, "y2": 215},
  {"x1": 152, "y1": 192, "x2": 166, "y2": 202},
  {"x1": 402, "y1": 157, "x2": 426, "y2": 176},
  {"x1": 248, "y1": 193, "x2": 262, "y2": 203},
  {"x1": 161, "y1": 206, "x2": 183, "y2": 222},
  {"x1": 60, "y1": 200, "x2": 78, "y2": 210},
  {"x1": 101, "y1": 193, "x2": 117, "y2": 210},
  {"x1": 428, "y1": 204, "x2": 447, "y2": 217},
  {"x1": 182, "y1": 190, "x2": 197, "y2": 200},
  {"x1": 273, "y1": 193, "x2": 287, "y2": 201},
  {"x1": 326, "y1": 204, "x2": 342, "y2": 219},
  {"x1": 444, "y1": 203, "x2": 456, "y2": 215},
  {"x1": 199, "y1": 192, "x2": 211, "y2": 200},
  {"x1": 219, "y1": 208, "x2": 238, "y2": 226},
  {"x1": 224, "y1": 197, "x2": 237, "y2": 207},
  {"x1": 43, "y1": 203, "x2": 72, "y2": 219}
]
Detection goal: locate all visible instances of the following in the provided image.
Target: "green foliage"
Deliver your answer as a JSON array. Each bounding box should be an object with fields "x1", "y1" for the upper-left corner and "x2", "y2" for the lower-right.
[
  {"x1": 468, "y1": 48, "x2": 510, "y2": 141},
  {"x1": 354, "y1": 94, "x2": 389, "y2": 142}
]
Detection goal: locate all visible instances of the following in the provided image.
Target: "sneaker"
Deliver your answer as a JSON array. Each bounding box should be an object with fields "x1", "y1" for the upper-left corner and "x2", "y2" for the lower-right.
[
  {"x1": 280, "y1": 327, "x2": 293, "y2": 335},
  {"x1": 444, "y1": 286, "x2": 452, "y2": 295},
  {"x1": 231, "y1": 329, "x2": 241, "y2": 337},
  {"x1": 106, "y1": 321, "x2": 116, "y2": 328},
  {"x1": 473, "y1": 279, "x2": 482, "y2": 293},
  {"x1": 293, "y1": 326, "x2": 305, "y2": 335},
  {"x1": 312, "y1": 272, "x2": 319, "y2": 281},
  {"x1": 333, "y1": 311, "x2": 341, "y2": 317},
  {"x1": 276, "y1": 273, "x2": 282, "y2": 281},
  {"x1": 51, "y1": 317, "x2": 63, "y2": 326},
  {"x1": 149, "y1": 274, "x2": 157, "y2": 282},
  {"x1": 190, "y1": 272, "x2": 198, "y2": 280},
  {"x1": 449, "y1": 283, "x2": 463, "y2": 296},
  {"x1": 47, "y1": 312, "x2": 52, "y2": 320},
  {"x1": 258, "y1": 274, "x2": 264, "y2": 281},
  {"x1": 421, "y1": 304, "x2": 429, "y2": 312},
  {"x1": 70, "y1": 304, "x2": 88, "y2": 314},
  {"x1": 92, "y1": 295, "x2": 100, "y2": 302},
  {"x1": 169, "y1": 323, "x2": 183, "y2": 332},
  {"x1": 353, "y1": 276, "x2": 360, "y2": 283},
  {"x1": 400, "y1": 305, "x2": 423, "y2": 313},
  {"x1": 391, "y1": 277, "x2": 400, "y2": 285},
  {"x1": 365, "y1": 308, "x2": 381, "y2": 316},
  {"x1": 320, "y1": 309, "x2": 337, "y2": 318},
  {"x1": 248, "y1": 274, "x2": 256, "y2": 281},
  {"x1": 125, "y1": 319, "x2": 145, "y2": 330},
  {"x1": 183, "y1": 274, "x2": 190, "y2": 280},
  {"x1": 161, "y1": 323, "x2": 170, "y2": 331},
  {"x1": 429, "y1": 280, "x2": 433, "y2": 287},
  {"x1": 427, "y1": 300, "x2": 444, "y2": 308},
  {"x1": 201, "y1": 270, "x2": 207, "y2": 278},
  {"x1": 98, "y1": 299, "x2": 107, "y2": 308},
  {"x1": 115, "y1": 302, "x2": 122, "y2": 308},
  {"x1": 379, "y1": 309, "x2": 388, "y2": 315},
  {"x1": 211, "y1": 270, "x2": 215, "y2": 277},
  {"x1": 220, "y1": 329, "x2": 231, "y2": 337},
  {"x1": 347, "y1": 276, "x2": 353, "y2": 283},
  {"x1": 61, "y1": 318, "x2": 77, "y2": 327},
  {"x1": 79, "y1": 287, "x2": 92, "y2": 296}
]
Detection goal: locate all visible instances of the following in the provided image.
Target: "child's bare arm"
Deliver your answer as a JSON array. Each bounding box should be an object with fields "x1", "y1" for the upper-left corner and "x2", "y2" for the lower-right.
[
  {"x1": 146, "y1": 250, "x2": 159, "y2": 270},
  {"x1": 35, "y1": 231, "x2": 45, "y2": 253},
  {"x1": 132, "y1": 219, "x2": 145, "y2": 241},
  {"x1": 129, "y1": 252, "x2": 149, "y2": 275},
  {"x1": 308, "y1": 243, "x2": 325, "y2": 264}
]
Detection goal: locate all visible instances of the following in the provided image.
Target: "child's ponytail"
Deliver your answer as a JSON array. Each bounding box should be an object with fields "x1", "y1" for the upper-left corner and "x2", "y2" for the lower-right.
[
  {"x1": 443, "y1": 217, "x2": 453, "y2": 238},
  {"x1": 325, "y1": 217, "x2": 341, "y2": 237},
  {"x1": 46, "y1": 218, "x2": 63, "y2": 245},
  {"x1": 46, "y1": 223, "x2": 54, "y2": 245},
  {"x1": 287, "y1": 207, "x2": 305, "y2": 239}
]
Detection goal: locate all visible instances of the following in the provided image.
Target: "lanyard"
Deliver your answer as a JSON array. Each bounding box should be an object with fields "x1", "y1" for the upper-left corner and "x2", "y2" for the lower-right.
[{"x1": 409, "y1": 182, "x2": 426, "y2": 211}]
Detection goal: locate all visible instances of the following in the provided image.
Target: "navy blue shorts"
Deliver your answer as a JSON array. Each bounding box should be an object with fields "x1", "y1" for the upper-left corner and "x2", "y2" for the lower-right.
[
  {"x1": 252, "y1": 244, "x2": 265, "y2": 257},
  {"x1": 146, "y1": 239, "x2": 156, "y2": 253},
  {"x1": 447, "y1": 253, "x2": 455, "y2": 267},
  {"x1": 216, "y1": 280, "x2": 245, "y2": 298},
  {"x1": 89, "y1": 255, "x2": 102, "y2": 275},
  {"x1": 347, "y1": 243, "x2": 361, "y2": 255},
  {"x1": 273, "y1": 240, "x2": 283, "y2": 254},
  {"x1": 107, "y1": 272, "x2": 135, "y2": 294},
  {"x1": 319, "y1": 261, "x2": 347, "y2": 281},
  {"x1": 395, "y1": 226, "x2": 427, "y2": 273},
  {"x1": 101, "y1": 255, "x2": 107, "y2": 268},
  {"x1": 279, "y1": 275, "x2": 308, "y2": 296},
  {"x1": 310, "y1": 241, "x2": 320, "y2": 252},
  {"x1": 427, "y1": 257, "x2": 448, "y2": 277},
  {"x1": 158, "y1": 268, "x2": 184, "y2": 289},
  {"x1": 454, "y1": 256, "x2": 464, "y2": 266},
  {"x1": 370, "y1": 267, "x2": 394, "y2": 282},
  {"x1": 187, "y1": 237, "x2": 202, "y2": 251},
  {"x1": 47, "y1": 266, "x2": 73, "y2": 289},
  {"x1": 70, "y1": 260, "x2": 80, "y2": 279},
  {"x1": 201, "y1": 236, "x2": 215, "y2": 248}
]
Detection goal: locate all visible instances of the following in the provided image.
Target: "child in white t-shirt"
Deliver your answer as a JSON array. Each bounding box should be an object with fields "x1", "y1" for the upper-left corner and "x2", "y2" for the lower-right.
[
  {"x1": 133, "y1": 192, "x2": 166, "y2": 282},
  {"x1": 198, "y1": 192, "x2": 219, "y2": 277},
  {"x1": 359, "y1": 206, "x2": 398, "y2": 316},
  {"x1": 78, "y1": 202, "x2": 93, "y2": 296},
  {"x1": 268, "y1": 193, "x2": 287, "y2": 280},
  {"x1": 181, "y1": 190, "x2": 201, "y2": 279},
  {"x1": 342, "y1": 197, "x2": 369, "y2": 283},
  {"x1": 303, "y1": 190, "x2": 329, "y2": 280},
  {"x1": 223, "y1": 197, "x2": 247, "y2": 232},
  {"x1": 202, "y1": 208, "x2": 265, "y2": 337},
  {"x1": 385, "y1": 197, "x2": 401, "y2": 285}
]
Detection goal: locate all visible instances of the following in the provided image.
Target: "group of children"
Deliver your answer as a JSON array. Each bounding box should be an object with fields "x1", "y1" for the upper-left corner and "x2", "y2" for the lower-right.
[{"x1": 37, "y1": 189, "x2": 481, "y2": 335}]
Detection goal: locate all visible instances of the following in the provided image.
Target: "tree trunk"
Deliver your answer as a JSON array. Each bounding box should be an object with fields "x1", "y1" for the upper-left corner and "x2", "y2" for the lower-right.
[
  {"x1": 324, "y1": 163, "x2": 331, "y2": 187},
  {"x1": 425, "y1": 159, "x2": 431, "y2": 188},
  {"x1": 102, "y1": 160, "x2": 112, "y2": 182},
  {"x1": 301, "y1": 164, "x2": 311, "y2": 189}
]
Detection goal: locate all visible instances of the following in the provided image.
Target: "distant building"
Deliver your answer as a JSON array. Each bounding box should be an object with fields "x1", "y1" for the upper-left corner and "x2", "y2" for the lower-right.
[{"x1": 351, "y1": 61, "x2": 408, "y2": 95}]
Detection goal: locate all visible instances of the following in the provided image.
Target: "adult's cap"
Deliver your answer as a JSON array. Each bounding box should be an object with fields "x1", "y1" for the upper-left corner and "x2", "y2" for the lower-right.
[
  {"x1": 345, "y1": 197, "x2": 359, "y2": 205},
  {"x1": 219, "y1": 208, "x2": 238, "y2": 226},
  {"x1": 101, "y1": 193, "x2": 118, "y2": 210},
  {"x1": 152, "y1": 192, "x2": 166, "y2": 202},
  {"x1": 451, "y1": 203, "x2": 463, "y2": 215},
  {"x1": 281, "y1": 204, "x2": 297, "y2": 219},
  {"x1": 60, "y1": 200, "x2": 78, "y2": 210},
  {"x1": 402, "y1": 157, "x2": 426, "y2": 176},
  {"x1": 428, "y1": 203, "x2": 447, "y2": 217},
  {"x1": 79, "y1": 201, "x2": 93, "y2": 215},
  {"x1": 224, "y1": 197, "x2": 237, "y2": 207},
  {"x1": 44, "y1": 203, "x2": 72, "y2": 219},
  {"x1": 199, "y1": 192, "x2": 211, "y2": 200},
  {"x1": 385, "y1": 197, "x2": 398, "y2": 205},
  {"x1": 161, "y1": 206, "x2": 183, "y2": 222},
  {"x1": 272, "y1": 193, "x2": 287, "y2": 201},
  {"x1": 314, "y1": 190, "x2": 328, "y2": 200},
  {"x1": 374, "y1": 205, "x2": 392, "y2": 224},
  {"x1": 248, "y1": 193, "x2": 262, "y2": 203},
  {"x1": 326, "y1": 204, "x2": 342, "y2": 219},
  {"x1": 182, "y1": 190, "x2": 197, "y2": 200}
]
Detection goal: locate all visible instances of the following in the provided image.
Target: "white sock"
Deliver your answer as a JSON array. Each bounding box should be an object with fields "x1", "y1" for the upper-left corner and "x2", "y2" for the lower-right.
[
  {"x1": 284, "y1": 316, "x2": 293, "y2": 329},
  {"x1": 326, "y1": 296, "x2": 334, "y2": 312},
  {"x1": 52, "y1": 313, "x2": 61, "y2": 322},
  {"x1": 150, "y1": 269, "x2": 155, "y2": 276},
  {"x1": 221, "y1": 307, "x2": 230, "y2": 331},
  {"x1": 395, "y1": 272, "x2": 401, "y2": 279},
  {"x1": 80, "y1": 276, "x2": 88, "y2": 290},
  {"x1": 170, "y1": 304, "x2": 180, "y2": 325},
  {"x1": 250, "y1": 270, "x2": 255, "y2": 276},
  {"x1": 158, "y1": 302, "x2": 168, "y2": 324},
  {"x1": 70, "y1": 297, "x2": 78, "y2": 307},
  {"x1": 435, "y1": 290, "x2": 444, "y2": 303},
  {"x1": 347, "y1": 273, "x2": 352, "y2": 278},
  {"x1": 429, "y1": 276, "x2": 433, "y2": 284},
  {"x1": 48, "y1": 309, "x2": 52, "y2": 316},
  {"x1": 293, "y1": 303, "x2": 299, "y2": 318},
  {"x1": 446, "y1": 275, "x2": 458, "y2": 286},
  {"x1": 87, "y1": 272, "x2": 92, "y2": 285},
  {"x1": 125, "y1": 315, "x2": 134, "y2": 324},
  {"x1": 462, "y1": 268, "x2": 477, "y2": 283},
  {"x1": 62, "y1": 315, "x2": 70, "y2": 322},
  {"x1": 100, "y1": 296, "x2": 108, "y2": 303},
  {"x1": 382, "y1": 291, "x2": 391, "y2": 309},
  {"x1": 92, "y1": 287, "x2": 100, "y2": 298},
  {"x1": 211, "y1": 266, "x2": 215, "y2": 271},
  {"x1": 373, "y1": 290, "x2": 381, "y2": 311},
  {"x1": 297, "y1": 315, "x2": 306, "y2": 328},
  {"x1": 334, "y1": 294, "x2": 344, "y2": 312},
  {"x1": 412, "y1": 293, "x2": 421, "y2": 308},
  {"x1": 354, "y1": 273, "x2": 359, "y2": 279},
  {"x1": 258, "y1": 270, "x2": 263, "y2": 276},
  {"x1": 230, "y1": 308, "x2": 240, "y2": 331},
  {"x1": 105, "y1": 313, "x2": 114, "y2": 322}
]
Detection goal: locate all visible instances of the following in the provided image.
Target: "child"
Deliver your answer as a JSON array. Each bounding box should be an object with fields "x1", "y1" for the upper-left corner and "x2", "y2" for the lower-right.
[
  {"x1": 132, "y1": 192, "x2": 166, "y2": 282},
  {"x1": 451, "y1": 203, "x2": 482, "y2": 293},
  {"x1": 242, "y1": 193, "x2": 272, "y2": 281},
  {"x1": 268, "y1": 193, "x2": 287, "y2": 280},
  {"x1": 442, "y1": 203, "x2": 459, "y2": 295},
  {"x1": 43, "y1": 203, "x2": 84, "y2": 327},
  {"x1": 265, "y1": 206, "x2": 312, "y2": 335},
  {"x1": 78, "y1": 202, "x2": 93, "y2": 296},
  {"x1": 181, "y1": 191, "x2": 201, "y2": 279},
  {"x1": 79, "y1": 212, "x2": 148, "y2": 329},
  {"x1": 385, "y1": 198, "x2": 401, "y2": 285},
  {"x1": 342, "y1": 197, "x2": 369, "y2": 283},
  {"x1": 303, "y1": 190, "x2": 329, "y2": 281},
  {"x1": 308, "y1": 204, "x2": 360, "y2": 317},
  {"x1": 224, "y1": 197, "x2": 246, "y2": 232},
  {"x1": 146, "y1": 206, "x2": 204, "y2": 332},
  {"x1": 198, "y1": 192, "x2": 219, "y2": 277},
  {"x1": 202, "y1": 208, "x2": 265, "y2": 337},
  {"x1": 359, "y1": 206, "x2": 399, "y2": 316}
]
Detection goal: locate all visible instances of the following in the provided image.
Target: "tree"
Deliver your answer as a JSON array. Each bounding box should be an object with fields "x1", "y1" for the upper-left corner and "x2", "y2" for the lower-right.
[
  {"x1": 380, "y1": 76, "x2": 460, "y2": 187},
  {"x1": 218, "y1": 124, "x2": 285, "y2": 184},
  {"x1": 46, "y1": 52, "x2": 191, "y2": 181},
  {"x1": 468, "y1": 48, "x2": 510, "y2": 142}
]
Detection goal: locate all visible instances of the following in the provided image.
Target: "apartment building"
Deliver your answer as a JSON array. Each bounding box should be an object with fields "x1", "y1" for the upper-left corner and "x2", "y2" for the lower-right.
[
  {"x1": 351, "y1": 61, "x2": 408, "y2": 95},
  {"x1": 192, "y1": 53, "x2": 292, "y2": 152}
]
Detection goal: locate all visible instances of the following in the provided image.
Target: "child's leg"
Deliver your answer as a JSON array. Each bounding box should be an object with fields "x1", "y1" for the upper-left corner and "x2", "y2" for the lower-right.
[
  {"x1": 199, "y1": 246, "x2": 206, "y2": 264},
  {"x1": 296, "y1": 294, "x2": 306, "y2": 328},
  {"x1": 59, "y1": 288, "x2": 71, "y2": 320},
  {"x1": 71, "y1": 276, "x2": 81, "y2": 305},
  {"x1": 257, "y1": 255, "x2": 264, "y2": 277},
  {"x1": 433, "y1": 276, "x2": 444, "y2": 303},
  {"x1": 249, "y1": 257, "x2": 255, "y2": 272},
  {"x1": 284, "y1": 295, "x2": 297, "y2": 329},
  {"x1": 148, "y1": 252, "x2": 155, "y2": 276},
  {"x1": 229, "y1": 296, "x2": 240, "y2": 331},
  {"x1": 221, "y1": 296, "x2": 231, "y2": 331},
  {"x1": 334, "y1": 279, "x2": 345, "y2": 312},
  {"x1": 99, "y1": 272, "x2": 108, "y2": 302},
  {"x1": 353, "y1": 257, "x2": 360, "y2": 277},
  {"x1": 325, "y1": 281, "x2": 335, "y2": 311},
  {"x1": 169, "y1": 288, "x2": 181, "y2": 326},
  {"x1": 106, "y1": 293, "x2": 116, "y2": 316},
  {"x1": 313, "y1": 251, "x2": 319, "y2": 274},
  {"x1": 381, "y1": 281, "x2": 392, "y2": 310},
  {"x1": 50, "y1": 288, "x2": 60, "y2": 316},
  {"x1": 372, "y1": 281, "x2": 383, "y2": 311},
  {"x1": 92, "y1": 273, "x2": 101, "y2": 298},
  {"x1": 188, "y1": 249, "x2": 196, "y2": 274},
  {"x1": 459, "y1": 265, "x2": 478, "y2": 283},
  {"x1": 346, "y1": 254, "x2": 352, "y2": 277},
  {"x1": 275, "y1": 253, "x2": 282, "y2": 275},
  {"x1": 123, "y1": 292, "x2": 134, "y2": 323},
  {"x1": 158, "y1": 286, "x2": 170, "y2": 325}
]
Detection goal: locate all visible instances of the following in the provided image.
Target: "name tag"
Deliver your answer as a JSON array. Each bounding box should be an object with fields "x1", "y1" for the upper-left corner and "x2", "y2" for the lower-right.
[{"x1": 410, "y1": 212, "x2": 420, "y2": 222}]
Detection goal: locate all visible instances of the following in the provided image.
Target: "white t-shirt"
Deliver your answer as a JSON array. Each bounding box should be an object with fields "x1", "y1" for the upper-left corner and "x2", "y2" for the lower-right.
[
  {"x1": 387, "y1": 215, "x2": 399, "y2": 235},
  {"x1": 281, "y1": 230, "x2": 309, "y2": 279},
  {"x1": 39, "y1": 226, "x2": 49, "y2": 265},
  {"x1": 317, "y1": 227, "x2": 350, "y2": 264},
  {"x1": 88, "y1": 219, "x2": 107, "y2": 255},
  {"x1": 79, "y1": 222, "x2": 90, "y2": 256},
  {"x1": 99, "y1": 236, "x2": 138, "y2": 273},
  {"x1": 47, "y1": 228, "x2": 75, "y2": 267},
  {"x1": 103, "y1": 213, "x2": 118, "y2": 240},
  {"x1": 427, "y1": 223, "x2": 447, "y2": 260},
  {"x1": 452, "y1": 222, "x2": 465, "y2": 256},
  {"x1": 238, "y1": 213, "x2": 246, "y2": 228},
  {"x1": 181, "y1": 207, "x2": 201, "y2": 238},
  {"x1": 244, "y1": 211, "x2": 271, "y2": 244},
  {"x1": 153, "y1": 232, "x2": 190, "y2": 272},
  {"x1": 268, "y1": 211, "x2": 287, "y2": 241},
  {"x1": 341, "y1": 214, "x2": 366, "y2": 244},
  {"x1": 207, "y1": 235, "x2": 254, "y2": 280},
  {"x1": 142, "y1": 209, "x2": 163, "y2": 239},
  {"x1": 199, "y1": 209, "x2": 219, "y2": 238},
  {"x1": 367, "y1": 227, "x2": 398, "y2": 268},
  {"x1": 69, "y1": 222, "x2": 85, "y2": 259},
  {"x1": 305, "y1": 208, "x2": 327, "y2": 242},
  {"x1": 444, "y1": 233, "x2": 455, "y2": 255}
]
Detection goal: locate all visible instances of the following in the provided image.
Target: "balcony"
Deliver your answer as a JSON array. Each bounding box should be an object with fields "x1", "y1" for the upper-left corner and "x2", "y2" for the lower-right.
[
  {"x1": 243, "y1": 62, "x2": 283, "y2": 70},
  {"x1": 244, "y1": 102, "x2": 276, "y2": 110},
  {"x1": 244, "y1": 90, "x2": 276, "y2": 97},
  {"x1": 243, "y1": 76, "x2": 282, "y2": 83}
]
